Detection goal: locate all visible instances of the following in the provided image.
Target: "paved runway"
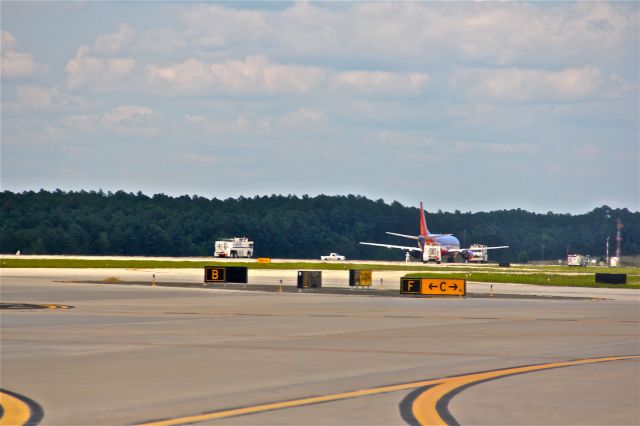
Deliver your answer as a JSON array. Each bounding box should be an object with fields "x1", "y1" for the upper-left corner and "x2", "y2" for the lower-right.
[{"x1": 1, "y1": 269, "x2": 639, "y2": 425}]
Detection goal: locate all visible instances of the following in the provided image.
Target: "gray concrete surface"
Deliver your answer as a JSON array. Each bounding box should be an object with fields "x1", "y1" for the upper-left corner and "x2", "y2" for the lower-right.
[{"x1": 1, "y1": 269, "x2": 639, "y2": 425}]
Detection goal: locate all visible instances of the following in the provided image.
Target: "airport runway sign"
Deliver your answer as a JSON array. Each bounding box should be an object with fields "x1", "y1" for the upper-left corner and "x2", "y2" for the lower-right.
[
  {"x1": 204, "y1": 266, "x2": 226, "y2": 283},
  {"x1": 400, "y1": 277, "x2": 466, "y2": 296}
]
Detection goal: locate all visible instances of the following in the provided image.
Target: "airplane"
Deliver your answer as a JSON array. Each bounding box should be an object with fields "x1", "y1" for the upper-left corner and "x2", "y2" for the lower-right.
[{"x1": 359, "y1": 202, "x2": 508, "y2": 263}]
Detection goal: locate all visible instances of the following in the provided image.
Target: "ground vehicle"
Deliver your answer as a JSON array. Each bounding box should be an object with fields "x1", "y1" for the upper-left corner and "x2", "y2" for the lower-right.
[
  {"x1": 422, "y1": 245, "x2": 442, "y2": 263},
  {"x1": 214, "y1": 237, "x2": 254, "y2": 258},
  {"x1": 463, "y1": 244, "x2": 488, "y2": 263},
  {"x1": 321, "y1": 252, "x2": 346, "y2": 261},
  {"x1": 567, "y1": 254, "x2": 588, "y2": 266}
]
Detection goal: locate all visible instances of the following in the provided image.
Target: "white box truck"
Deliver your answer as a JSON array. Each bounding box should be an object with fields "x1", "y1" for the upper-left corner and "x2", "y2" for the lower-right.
[
  {"x1": 214, "y1": 237, "x2": 254, "y2": 258},
  {"x1": 567, "y1": 254, "x2": 588, "y2": 266},
  {"x1": 423, "y1": 245, "x2": 442, "y2": 263}
]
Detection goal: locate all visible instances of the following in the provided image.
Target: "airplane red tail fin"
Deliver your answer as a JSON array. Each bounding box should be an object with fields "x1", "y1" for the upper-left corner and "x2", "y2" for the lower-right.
[{"x1": 419, "y1": 201, "x2": 429, "y2": 237}]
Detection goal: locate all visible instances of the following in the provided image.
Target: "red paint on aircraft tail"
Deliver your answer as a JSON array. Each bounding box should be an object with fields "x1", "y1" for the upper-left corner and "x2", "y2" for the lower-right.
[{"x1": 419, "y1": 202, "x2": 428, "y2": 237}]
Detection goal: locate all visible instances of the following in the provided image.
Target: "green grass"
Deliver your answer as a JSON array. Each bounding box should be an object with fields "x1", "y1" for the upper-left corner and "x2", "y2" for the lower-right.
[
  {"x1": 404, "y1": 271, "x2": 640, "y2": 289},
  {"x1": 0, "y1": 258, "x2": 454, "y2": 271},
  {"x1": 2, "y1": 258, "x2": 638, "y2": 289}
]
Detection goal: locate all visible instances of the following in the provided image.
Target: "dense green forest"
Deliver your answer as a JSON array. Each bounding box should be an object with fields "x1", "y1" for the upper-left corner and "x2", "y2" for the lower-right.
[{"x1": 1, "y1": 190, "x2": 638, "y2": 262}]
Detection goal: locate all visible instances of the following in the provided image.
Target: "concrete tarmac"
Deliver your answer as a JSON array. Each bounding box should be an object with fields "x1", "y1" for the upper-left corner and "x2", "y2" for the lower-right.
[{"x1": 1, "y1": 268, "x2": 639, "y2": 425}]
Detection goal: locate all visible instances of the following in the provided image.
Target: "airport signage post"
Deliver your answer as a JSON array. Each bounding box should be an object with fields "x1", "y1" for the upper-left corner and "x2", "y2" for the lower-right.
[
  {"x1": 349, "y1": 270, "x2": 372, "y2": 287},
  {"x1": 257, "y1": 258, "x2": 271, "y2": 263},
  {"x1": 400, "y1": 277, "x2": 466, "y2": 296},
  {"x1": 297, "y1": 271, "x2": 322, "y2": 289},
  {"x1": 204, "y1": 266, "x2": 248, "y2": 284}
]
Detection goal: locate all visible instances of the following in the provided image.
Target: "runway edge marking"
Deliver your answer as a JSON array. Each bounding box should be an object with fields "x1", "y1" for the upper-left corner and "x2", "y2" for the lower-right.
[
  {"x1": 0, "y1": 389, "x2": 44, "y2": 426},
  {"x1": 407, "y1": 355, "x2": 640, "y2": 426}
]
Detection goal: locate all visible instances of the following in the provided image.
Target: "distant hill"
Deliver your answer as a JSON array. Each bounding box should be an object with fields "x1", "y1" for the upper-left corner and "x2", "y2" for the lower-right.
[{"x1": 1, "y1": 190, "x2": 638, "y2": 262}]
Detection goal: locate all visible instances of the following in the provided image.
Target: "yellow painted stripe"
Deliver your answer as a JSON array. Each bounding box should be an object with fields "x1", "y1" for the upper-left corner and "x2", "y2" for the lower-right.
[
  {"x1": 0, "y1": 391, "x2": 32, "y2": 426},
  {"x1": 138, "y1": 378, "x2": 446, "y2": 426},
  {"x1": 46, "y1": 304, "x2": 71, "y2": 309},
  {"x1": 411, "y1": 355, "x2": 640, "y2": 426},
  {"x1": 139, "y1": 355, "x2": 639, "y2": 426}
]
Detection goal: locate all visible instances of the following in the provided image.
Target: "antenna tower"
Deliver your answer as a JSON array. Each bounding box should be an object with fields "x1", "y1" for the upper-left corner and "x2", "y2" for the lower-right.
[{"x1": 615, "y1": 218, "x2": 623, "y2": 258}]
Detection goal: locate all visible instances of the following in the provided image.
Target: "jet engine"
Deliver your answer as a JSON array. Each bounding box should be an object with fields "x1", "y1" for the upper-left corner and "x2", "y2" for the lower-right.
[
  {"x1": 461, "y1": 250, "x2": 473, "y2": 261},
  {"x1": 410, "y1": 251, "x2": 422, "y2": 260}
]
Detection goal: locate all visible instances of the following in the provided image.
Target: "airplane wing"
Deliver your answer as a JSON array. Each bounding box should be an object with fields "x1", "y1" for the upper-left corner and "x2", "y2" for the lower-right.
[
  {"x1": 447, "y1": 245, "x2": 509, "y2": 254},
  {"x1": 385, "y1": 232, "x2": 418, "y2": 240},
  {"x1": 359, "y1": 242, "x2": 421, "y2": 252},
  {"x1": 385, "y1": 232, "x2": 452, "y2": 239}
]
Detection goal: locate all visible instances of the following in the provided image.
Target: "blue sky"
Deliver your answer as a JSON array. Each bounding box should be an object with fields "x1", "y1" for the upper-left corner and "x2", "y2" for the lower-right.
[{"x1": 2, "y1": 1, "x2": 638, "y2": 213}]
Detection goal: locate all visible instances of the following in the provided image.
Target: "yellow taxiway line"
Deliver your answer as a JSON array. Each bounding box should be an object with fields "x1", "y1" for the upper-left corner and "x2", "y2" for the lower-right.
[
  {"x1": 0, "y1": 390, "x2": 38, "y2": 426},
  {"x1": 139, "y1": 378, "x2": 447, "y2": 426},
  {"x1": 411, "y1": 355, "x2": 640, "y2": 426},
  {"x1": 3, "y1": 356, "x2": 637, "y2": 426},
  {"x1": 140, "y1": 355, "x2": 639, "y2": 426}
]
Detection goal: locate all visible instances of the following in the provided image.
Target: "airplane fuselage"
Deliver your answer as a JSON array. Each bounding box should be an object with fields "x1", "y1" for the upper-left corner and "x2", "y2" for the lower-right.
[
  {"x1": 432, "y1": 235, "x2": 461, "y2": 255},
  {"x1": 359, "y1": 201, "x2": 508, "y2": 261}
]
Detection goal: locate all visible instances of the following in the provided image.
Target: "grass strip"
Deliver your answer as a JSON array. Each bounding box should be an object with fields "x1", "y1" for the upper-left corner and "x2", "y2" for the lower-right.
[
  {"x1": 404, "y1": 272, "x2": 640, "y2": 289},
  {"x1": 0, "y1": 258, "x2": 455, "y2": 271},
  {"x1": 2, "y1": 258, "x2": 638, "y2": 289}
]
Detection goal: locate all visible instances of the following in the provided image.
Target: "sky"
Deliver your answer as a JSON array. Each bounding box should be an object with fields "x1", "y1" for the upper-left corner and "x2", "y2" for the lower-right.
[{"x1": 1, "y1": 1, "x2": 638, "y2": 214}]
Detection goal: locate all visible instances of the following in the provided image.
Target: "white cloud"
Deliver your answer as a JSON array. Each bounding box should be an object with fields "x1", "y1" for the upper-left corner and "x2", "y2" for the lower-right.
[
  {"x1": 454, "y1": 141, "x2": 538, "y2": 155},
  {"x1": 184, "y1": 113, "x2": 271, "y2": 135},
  {"x1": 278, "y1": 108, "x2": 326, "y2": 128},
  {"x1": 65, "y1": 105, "x2": 158, "y2": 136},
  {"x1": 180, "y1": 4, "x2": 269, "y2": 49},
  {"x1": 184, "y1": 115, "x2": 205, "y2": 124},
  {"x1": 148, "y1": 55, "x2": 326, "y2": 96},
  {"x1": 1, "y1": 31, "x2": 38, "y2": 78},
  {"x1": 331, "y1": 71, "x2": 429, "y2": 96},
  {"x1": 169, "y1": 2, "x2": 636, "y2": 70},
  {"x1": 447, "y1": 103, "x2": 496, "y2": 125},
  {"x1": 90, "y1": 24, "x2": 135, "y2": 56},
  {"x1": 451, "y1": 66, "x2": 633, "y2": 102},
  {"x1": 182, "y1": 108, "x2": 327, "y2": 136},
  {"x1": 65, "y1": 56, "x2": 135, "y2": 91},
  {"x1": 102, "y1": 105, "x2": 153, "y2": 125},
  {"x1": 65, "y1": 24, "x2": 137, "y2": 91},
  {"x1": 10, "y1": 85, "x2": 87, "y2": 111}
]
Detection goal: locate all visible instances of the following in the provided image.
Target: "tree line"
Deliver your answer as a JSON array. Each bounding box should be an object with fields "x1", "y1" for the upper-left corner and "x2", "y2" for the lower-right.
[{"x1": 1, "y1": 190, "x2": 638, "y2": 262}]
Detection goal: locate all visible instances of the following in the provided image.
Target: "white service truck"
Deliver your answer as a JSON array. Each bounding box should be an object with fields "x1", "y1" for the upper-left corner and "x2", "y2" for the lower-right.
[
  {"x1": 214, "y1": 237, "x2": 254, "y2": 258},
  {"x1": 567, "y1": 254, "x2": 588, "y2": 266},
  {"x1": 422, "y1": 245, "x2": 442, "y2": 263},
  {"x1": 467, "y1": 244, "x2": 489, "y2": 263},
  {"x1": 321, "y1": 252, "x2": 346, "y2": 261}
]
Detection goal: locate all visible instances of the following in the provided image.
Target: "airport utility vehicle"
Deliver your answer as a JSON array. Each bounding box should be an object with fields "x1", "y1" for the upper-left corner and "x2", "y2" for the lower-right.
[
  {"x1": 567, "y1": 254, "x2": 589, "y2": 266},
  {"x1": 463, "y1": 244, "x2": 489, "y2": 263},
  {"x1": 321, "y1": 252, "x2": 346, "y2": 261},
  {"x1": 422, "y1": 245, "x2": 442, "y2": 263},
  {"x1": 214, "y1": 237, "x2": 254, "y2": 258}
]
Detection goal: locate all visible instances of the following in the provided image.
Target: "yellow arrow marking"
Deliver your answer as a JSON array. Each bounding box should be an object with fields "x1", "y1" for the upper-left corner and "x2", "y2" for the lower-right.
[
  {"x1": 0, "y1": 391, "x2": 32, "y2": 426},
  {"x1": 411, "y1": 355, "x2": 640, "y2": 426}
]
